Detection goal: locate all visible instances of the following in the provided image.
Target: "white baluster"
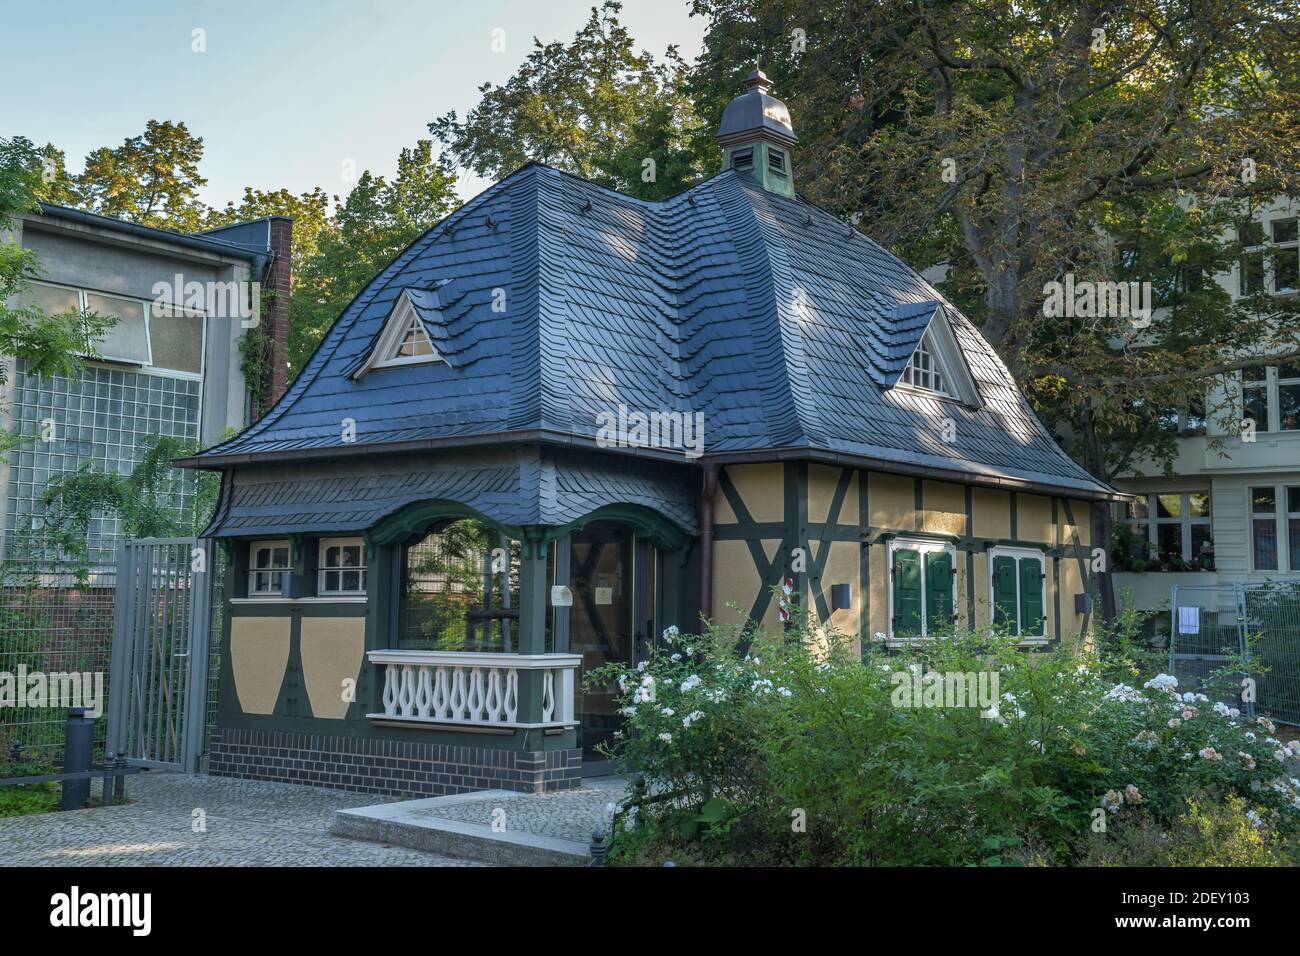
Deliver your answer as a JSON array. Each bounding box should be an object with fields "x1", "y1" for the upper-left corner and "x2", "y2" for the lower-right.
[
  {"x1": 432, "y1": 666, "x2": 450, "y2": 719},
  {"x1": 504, "y1": 669, "x2": 518, "y2": 722},
  {"x1": 382, "y1": 666, "x2": 398, "y2": 716},
  {"x1": 397, "y1": 664, "x2": 416, "y2": 717},
  {"x1": 415, "y1": 666, "x2": 433, "y2": 718},
  {"x1": 450, "y1": 668, "x2": 467, "y2": 720},
  {"x1": 485, "y1": 668, "x2": 503, "y2": 723},
  {"x1": 542, "y1": 670, "x2": 556, "y2": 722},
  {"x1": 468, "y1": 667, "x2": 486, "y2": 721}
]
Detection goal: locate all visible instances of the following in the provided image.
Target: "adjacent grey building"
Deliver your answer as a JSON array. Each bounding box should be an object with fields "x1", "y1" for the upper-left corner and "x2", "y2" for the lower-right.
[{"x1": 1, "y1": 204, "x2": 291, "y2": 566}]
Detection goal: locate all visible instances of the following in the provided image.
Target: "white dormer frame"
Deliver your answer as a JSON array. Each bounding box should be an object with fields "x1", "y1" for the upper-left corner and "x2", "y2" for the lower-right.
[
  {"x1": 894, "y1": 310, "x2": 981, "y2": 407},
  {"x1": 352, "y1": 290, "x2": 446, "y2": 378}
]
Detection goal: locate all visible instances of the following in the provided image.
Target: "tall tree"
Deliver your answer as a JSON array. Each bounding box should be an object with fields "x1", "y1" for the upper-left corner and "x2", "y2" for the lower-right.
[
  {"x1": 693, "y1": 0, "x2": 1300, "y2": 620},
  {"x1": 76, "y1": 119, "x2": 208, "y2": 230},
  {"x1": 431, "y1": 1, "x2": 709, "y2": 199},
  {"x1": 290, "y1": 140, "x2": 460, "y2": 372}
]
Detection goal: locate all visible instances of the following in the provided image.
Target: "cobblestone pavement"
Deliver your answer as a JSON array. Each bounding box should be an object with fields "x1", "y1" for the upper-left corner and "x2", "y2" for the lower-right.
[
  {"x1": 410, "y1": 776, "x2": 627, "y2": 845},
  {"x1": 0, "y1": 772, "x2": 485, "y2": 866}
]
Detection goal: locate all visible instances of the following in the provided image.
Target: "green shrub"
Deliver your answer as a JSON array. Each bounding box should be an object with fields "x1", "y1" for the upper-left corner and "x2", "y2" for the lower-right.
[{"x1": 591, "y1": 605, "x2": 1300, "y2": 866}]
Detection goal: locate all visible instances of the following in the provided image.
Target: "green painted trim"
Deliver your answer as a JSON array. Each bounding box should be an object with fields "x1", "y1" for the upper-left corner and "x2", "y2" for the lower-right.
[
  {"x1": 368, "y1": 499, "x2": 522, "y2": 546},
  {"x1": 859, "y1": 468, "x2": 869, "y2": 655},
  {"x1": 1060, "y1": 499, "x2": 1093, "y2": 635},
  {"x1": 1052, "y1": 497, "x2": 1062, "y2": 642},
  {"x1": 964, "y1": 485, "x2": 976, "y2": 628},
  {"x1": 547, "y1": 503, "x2": 691, "y2": 552},
  {"x1": 1009, "y1": 492, "x2": 1018, "y2": 539},
  {"x1": 914, "y1": 478, "x2": 924, "y2": 532}
]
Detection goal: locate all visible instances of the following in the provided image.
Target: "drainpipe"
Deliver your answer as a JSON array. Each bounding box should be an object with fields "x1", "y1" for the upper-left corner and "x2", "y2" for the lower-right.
[{"x1": 699, "y1": 462, "x2": 719, "y2": 621}]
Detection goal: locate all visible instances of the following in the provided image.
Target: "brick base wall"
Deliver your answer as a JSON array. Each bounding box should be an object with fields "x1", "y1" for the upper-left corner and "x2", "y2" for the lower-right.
[{"x1": 207, "y1": 728, "x2": 582, "y2": 797}]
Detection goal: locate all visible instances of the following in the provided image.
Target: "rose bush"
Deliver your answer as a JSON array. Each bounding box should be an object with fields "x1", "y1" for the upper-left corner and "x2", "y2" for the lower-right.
[{"x1": 590, "y1": 608, "x2": 1300, "y2": 866}]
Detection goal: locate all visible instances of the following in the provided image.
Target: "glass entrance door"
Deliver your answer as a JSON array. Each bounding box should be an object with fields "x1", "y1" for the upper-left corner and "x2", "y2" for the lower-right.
[{"x1": 568, "y1": 523, "x2": 635, "y2": 765}]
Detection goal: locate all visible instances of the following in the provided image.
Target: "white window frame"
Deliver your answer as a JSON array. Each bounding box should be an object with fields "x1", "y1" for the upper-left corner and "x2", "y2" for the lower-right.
[
  {"x1": 248, "y1": 539, "x2": 291, "y2": 596},
  {"x1": 987, "y1": 545, "x2": 1047, "y2": 641},
  {"x1": 892, "y1": 310, "x2": 981, "y2": 407},
  {"x1": 352, "y1": 290, "x2": 447, "y2": 378},
  {"x1": 23, "y1": 279, "x2": 207, "y2": 381},
  {"x1": 318, "y1": 537, "x2": 368, "y2": 596},
  {"x1": 1239, "y1": 217, "x2": 1299, "y2": 296},
  {"x1": 886, "y1": 537, "x2": 957, "y2": 643},
  {"x1": 1123, "y1": 492, "x2": 1212, "y2": 565},
  {"x1": 1250, "y1": 485, "x2": 1286, "y2": 573},
  {"x1": 901, "y1": 333, "x2": 950, "y2": 396}
]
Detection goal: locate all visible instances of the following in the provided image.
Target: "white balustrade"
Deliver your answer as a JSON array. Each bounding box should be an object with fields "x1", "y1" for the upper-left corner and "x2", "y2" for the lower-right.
[{"x1": 367, "y1": 650, "x2": 581, "y2": 729}]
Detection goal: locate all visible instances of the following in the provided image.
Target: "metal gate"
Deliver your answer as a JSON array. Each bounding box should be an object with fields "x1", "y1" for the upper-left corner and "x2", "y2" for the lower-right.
[
  {"x1": 1171, "y1": 583, "x2": 1300, "y2": 726},
  {"x1": 106, "y1": 538, "x2": 214, "y2": 770}
]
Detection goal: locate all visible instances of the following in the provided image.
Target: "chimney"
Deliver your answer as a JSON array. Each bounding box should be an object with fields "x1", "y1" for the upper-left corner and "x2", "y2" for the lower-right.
[
  {"x1": 715, "y1": 68, "x2": 797, "y2": 199},
  {"x1": 264, "y1": 218, "x2": 293, "y2": 410}
]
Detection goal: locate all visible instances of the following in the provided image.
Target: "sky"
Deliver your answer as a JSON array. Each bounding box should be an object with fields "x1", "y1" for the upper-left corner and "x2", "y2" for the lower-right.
[{"x1": 2, "y1": 0, "x2": 707, "y2": 210}]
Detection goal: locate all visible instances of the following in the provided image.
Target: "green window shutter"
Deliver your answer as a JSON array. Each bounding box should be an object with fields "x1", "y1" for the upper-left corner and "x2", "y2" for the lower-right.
[
  {"x1": 893, "y1": 548, "x2": 922, "y2": 637},
  {"x1": 1019, "y1": 556, "x2": 1045, "y2": 637},
  {"x1": 992, "y1": 555, "x2": 1019, "y2": 634},
  {"x1": 924, "y1": 550, "x2": 954, "y2": 635}
]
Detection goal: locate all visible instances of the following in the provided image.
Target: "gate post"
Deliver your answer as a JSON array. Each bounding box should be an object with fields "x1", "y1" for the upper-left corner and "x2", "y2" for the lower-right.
[
  {"x1": 182, "y1": 539, "x2": 214, "y2": 772},
  {"x1": 107, "y1": 541, "x2": 134, "y2": 761}
]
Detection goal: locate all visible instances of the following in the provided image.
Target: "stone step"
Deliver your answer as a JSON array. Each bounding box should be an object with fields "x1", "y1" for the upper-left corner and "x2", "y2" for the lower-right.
[{"x1": 329, "y1": 791, "x2": 594, "y2": 867}]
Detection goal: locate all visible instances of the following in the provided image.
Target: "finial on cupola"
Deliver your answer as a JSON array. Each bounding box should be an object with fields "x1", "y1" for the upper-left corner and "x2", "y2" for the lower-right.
[{"x1": 715, "y1": 66, "x2": 797, "y2": 198}]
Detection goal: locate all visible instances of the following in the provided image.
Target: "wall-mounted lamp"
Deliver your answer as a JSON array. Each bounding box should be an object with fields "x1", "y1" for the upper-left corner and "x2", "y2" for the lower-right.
[{"x1": 1075, "y1": 593, "x2": 1092, "y2": 615}]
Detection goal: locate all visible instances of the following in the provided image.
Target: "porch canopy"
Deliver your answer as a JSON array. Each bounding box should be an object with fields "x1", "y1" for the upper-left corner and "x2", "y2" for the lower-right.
[{"x1": 201, "y1": 444, "x2": 697, "y2": 547}]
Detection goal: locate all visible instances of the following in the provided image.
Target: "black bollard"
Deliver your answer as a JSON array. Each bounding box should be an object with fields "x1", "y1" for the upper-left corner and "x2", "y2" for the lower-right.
[
  {"x1": 588, "y1": 830, "x2": 608, "y2": 867},
  {"x1": 60, "y1": 707, "x2": 93, "y2": 811}
]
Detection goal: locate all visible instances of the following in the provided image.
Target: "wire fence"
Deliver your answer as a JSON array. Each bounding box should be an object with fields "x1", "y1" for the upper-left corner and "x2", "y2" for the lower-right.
[
  {"x1": 1171, "y1": 582, "x2": 1300, "y2": 726},
  {"x1": 0, "y1": 542, "x2": 226, "y2": 769},
  {"x1": 0, "y1": 563, "x2": 117, "y2": 766}
]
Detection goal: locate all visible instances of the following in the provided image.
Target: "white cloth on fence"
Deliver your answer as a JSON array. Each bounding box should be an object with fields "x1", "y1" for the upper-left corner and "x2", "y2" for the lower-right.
[{"x1": 1177, "y1": 605, "x2": 1200, "y2": 635}]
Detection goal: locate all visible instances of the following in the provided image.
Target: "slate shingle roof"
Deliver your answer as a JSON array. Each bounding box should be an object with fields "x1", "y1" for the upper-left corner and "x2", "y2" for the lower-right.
[{"x1": 186, "y1": 163, "x2": 1114, "y2": 500}]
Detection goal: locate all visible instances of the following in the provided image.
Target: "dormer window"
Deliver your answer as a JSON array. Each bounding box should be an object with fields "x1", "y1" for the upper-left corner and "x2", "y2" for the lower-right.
[
  {"x1": 391, "y1": 315, "x2": 436, "y2": 361},
  {"x1": 890, "y1": 303, "x2": 981, "y2": 407},
  {"x1": 902, "y1": 334, "x2": 949, "y2": 395},
  {"x1": 351, "y1": 288, "x2": 449, "y2": 378}
]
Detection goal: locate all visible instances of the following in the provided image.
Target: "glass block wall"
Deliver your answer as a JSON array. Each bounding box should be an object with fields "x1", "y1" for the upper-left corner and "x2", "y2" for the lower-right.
[{"x1": 4, "y1": 361, "x2": 202, "y2": 567}]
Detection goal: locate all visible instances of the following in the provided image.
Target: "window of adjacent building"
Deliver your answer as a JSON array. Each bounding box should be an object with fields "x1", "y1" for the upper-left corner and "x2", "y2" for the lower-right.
[
  {"x1": 1122, "y1": 492, "x2": 1213, "y2": 569},
  {"x1": 83, "y1": 291, "x2": 152, "y2": 365},
  {"x1": 319, "y1": 538, "x2": 366, "y2": 595},
  {"x1": 1272, "y1": 217, "x2": 1299, "y2": 294},
  {"x1": 901, "y1": 333, "x2": 949, "y2": 396},
  {"x1": 989, "y1": 547, "x2": 1046, "y2": 639},
  {"x1": 1240, "y1": 364, "x2": 1300, "y2": 433},
  {"x1": 249, "y1": 540, "x2": 291, "y2": 595},
  {"x1": 1289, "y1": 487, "x2": 1300, "y2": 573},
  {"x1": 19, "y1": 280, "x2": 204, "y2": 377},
  {"x1": 889, "y1": 539, "x2": 955, "y2": 639},
  {"x1": 147, "y1": 305, "x2": 205, "y2": 374},
  {"x1": 1239, "y1": 217, "x2": 1299, "y2": 295},
  {"x1": 1251, "y1": 487, "x2": 1279, "y2": 571}
]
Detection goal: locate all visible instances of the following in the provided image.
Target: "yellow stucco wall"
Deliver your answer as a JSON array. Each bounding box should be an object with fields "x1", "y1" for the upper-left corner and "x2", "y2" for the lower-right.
[
  {"x1": 921, "y1": 481, "x2": 966, "y2": 536},
  {"x1": 705, "y1": 463, "x2": 1095, "y2": 644},
  {"x1": 300, "y1": 617, "x2": 366, "y2": 719},
  {"x1": 230, "y1": 617, "x2": 291, "y2": 715}
]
